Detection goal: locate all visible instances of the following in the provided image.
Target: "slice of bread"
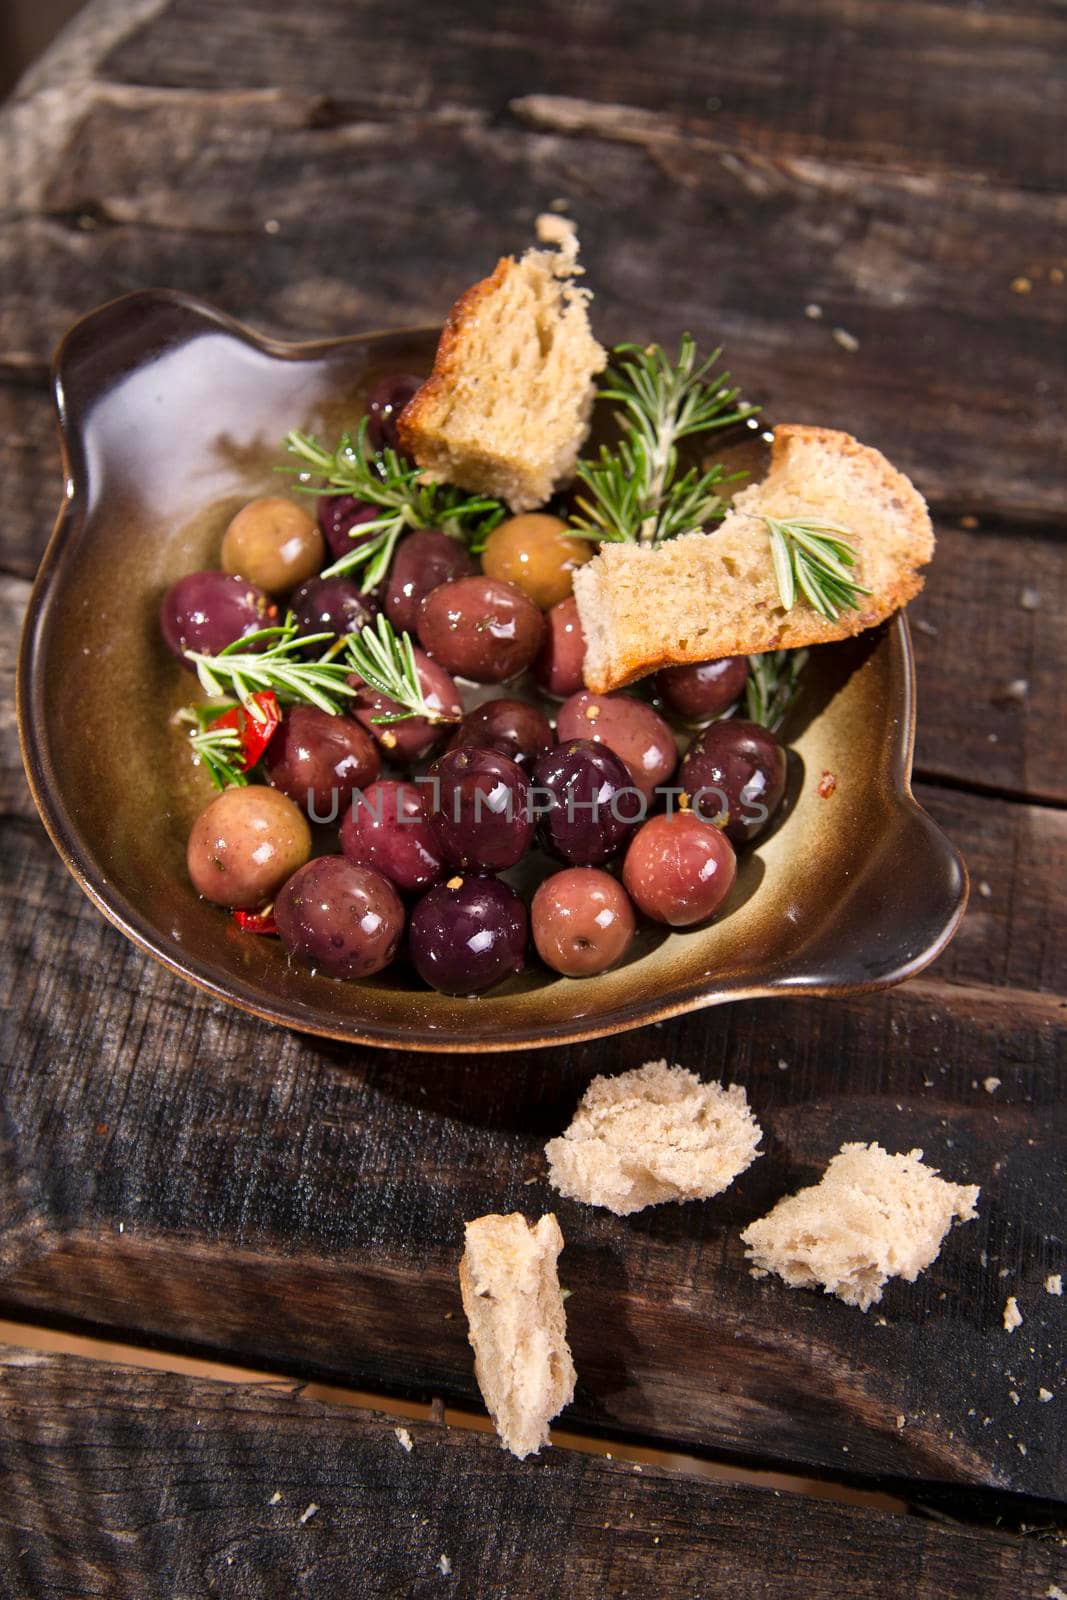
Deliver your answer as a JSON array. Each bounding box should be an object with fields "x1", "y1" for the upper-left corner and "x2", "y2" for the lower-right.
[
  {"x1": 458, "y1": 1212, "x2": 576, "y2": 1459},
  {"x1": 545, "y1": 1060, "x2": 762, "y2": 1216},
  {"x1": 398, "y1": 216, "x2": 606, "y2": 512},
  {"x1": 572, "y1": 424, "x2": 934, "y2": 692},
  {"x1": 741, "y1": 1143, "x2": 979, "y2": 1311}
]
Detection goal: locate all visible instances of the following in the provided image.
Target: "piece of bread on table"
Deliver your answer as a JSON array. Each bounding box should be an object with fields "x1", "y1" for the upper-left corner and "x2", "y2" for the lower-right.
[
  {"x1": 572, "y1": 424, "x2": 934, "y2": 692},
  {"x1": 545, "y1": 1061, "x2": 762, "y2": 1216},
  {"x1": 458, "y1": 1211, "x2": 576, "y2": 1459},
  {"x1": 741, "y1": 1143, "x2": 979, "y2": 1311},
  {"x1": 398, "y1": 215, "x2": 606, "y2": 513}
]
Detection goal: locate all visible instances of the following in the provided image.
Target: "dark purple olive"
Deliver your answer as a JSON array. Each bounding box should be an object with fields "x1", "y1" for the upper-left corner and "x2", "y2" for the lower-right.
[
  {"x1": 264, "y1": 706, "x2": 380, "y2": 819},
  {"x1": 367, "y1": 373, "x2": 423, "y2": 452},
  {"x1": 532, "y1": 595, "x2": 587, "y2": 698},
  {"x1": 160, "y1": 571, "x2": 276, "y2": 667},
  {"x1": 556, "y1": 691, "x2": 676, "y2": 805},
  {"x1": 275, "y1": 856, "x2": 404, "y2": 979},
  {"x1": 446, "y1": 698, "x2": 553, "y2": 769},
  {"x1": 318, "y1": 495, "x2": 381, "y2": 563},
  {"x1": 531, "y1": 739, "x2": 643, "y2": 866},
  {"x1": 349, "y1": 647, "x2": 462, "y2": 763},
  {"x1": 290, "y1": 576, "x2": 377, "y2": 649},
  {"x1": 408, "y1": 875, "x2": 527, "y2": 994},
  {"x1": 680, "y1": 718, "x2": 787, "y2": 843},
  {"x1": 340, "y1": 779, "x2": 444, "y2": 895},
  {"x1": 656, "y1": 656, "x2": 749, "y2": 722},
  {"x1": 416, "y1": 577, "x2": 544, "y2": 683},
  {"x1": 384, "y1": 530, "x2": 475, "y2": 634},
  {"x1": 426, "y1": 747, "x2": 534, "y2": 872}
]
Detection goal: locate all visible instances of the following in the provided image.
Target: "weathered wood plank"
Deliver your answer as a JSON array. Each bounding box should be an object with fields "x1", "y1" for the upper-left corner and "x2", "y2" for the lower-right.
[
  {"x1": 92, "y1": 0, "x2": 1067, "y2": 191},
  {"x1": 1, "y1": 87, "x2": 1064, "y2": 520},
  {"x1": 1, "y1": 1348, "x2": 1061, "y2": 1600},
  {"x1": 0, "y1": 806, "x2": 1062, "y2": 1497}
]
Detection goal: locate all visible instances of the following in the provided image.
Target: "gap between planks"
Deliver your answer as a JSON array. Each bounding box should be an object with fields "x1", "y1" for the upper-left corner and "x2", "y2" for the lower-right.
[{"x1": 0, "y1": 1318, "x2": 907, "y2": 1517}]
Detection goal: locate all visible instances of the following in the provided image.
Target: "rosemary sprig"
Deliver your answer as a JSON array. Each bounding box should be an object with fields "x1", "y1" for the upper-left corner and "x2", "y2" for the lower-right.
[
  {"x1": 345, "y1": 614, "x2": 460, "y2": 726},
  {"x1": 175, "y1": 703, "x2": 249, "y2": 791},
  {"x1": 572, "y1": 336, "x2": 758, "y2": 546},
  {"x1": 764, "y1": 516, "x2": 871, "y2": 621},
  {"x1": 185, "y1": 617, "x2": 356, "y2": 715},
  {"x1": 282, "y1": 418, "x2": 506, "y2": 590},
  {"x1": 744, "y1": 649, "x2": 809, "y2": 733}
]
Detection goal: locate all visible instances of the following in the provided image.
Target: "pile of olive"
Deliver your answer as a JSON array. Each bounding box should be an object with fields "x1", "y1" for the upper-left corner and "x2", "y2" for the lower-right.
[{"x1": 163, "y1": 375, "x2": 789, "y2": 995}]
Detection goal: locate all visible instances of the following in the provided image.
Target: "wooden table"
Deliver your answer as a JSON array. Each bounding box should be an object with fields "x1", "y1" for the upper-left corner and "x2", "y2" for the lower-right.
[{"x1": 1, "y1": 2, "x2": 1064, "y2": 1593}]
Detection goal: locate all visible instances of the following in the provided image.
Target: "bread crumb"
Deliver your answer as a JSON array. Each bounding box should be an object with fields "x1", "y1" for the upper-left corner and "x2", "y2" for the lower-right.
[
  {"x1": 1047, "y1": 1587, "x2": 1067, "y2": 1600},
  {"x1": 832, "y1": 327, "x2": 860, "y2": 352},
  {"x1": 1003, "y1": 1296, "x2": 1023, "y2": 1332},
  {"x1": 545, "y1": 1061, "x2": 762, "y2": 1215},
  {"x1": 395, "y1": 1427, "x2": 414, "y2": 1453},
  {"x1": 1019, "y1": 587, "x2": 1042, "y2": 610},
  {"x1": 895, "y1": 1414, "x2": 906, "y2": 1429},
  {"x1": 299, "y1": 1503, "x2": 319, "y2": 1525},
  {"x1": 1010, "y1": 276, "x2": 1032, "y2": 294},
  {"x1": 438, "y1": 1554, "x2": 453, "y2": 1577},
  {"x1": 269, "y1": 1490, "x2": 282, "y2": 1505},
  {"x1": 459, "y1": 1212, "x2": 576, "y2": 1459},
  {"x1": 1045, "y1": 1274, "x2": 1062, "y2": 1296},
  {"x1": 983, "y1": 1076, "x2": 1001, "y2": 1093},
  {"x1": 959, "y1": 514, "x2": 980, "y2": 529},
  {"x1": 1009, "y1": 1390, "x2": 1020, "y2": 1405},
  {"x1": 804, "y1": 303, "x2": 823, "y2": 320},
  {"x1": 741, "y1": 1144, "x2": 979, "y2": 1310},
  {"x1": 1039, "y1": 1388, "x2": 1054, "y2": 1403}
]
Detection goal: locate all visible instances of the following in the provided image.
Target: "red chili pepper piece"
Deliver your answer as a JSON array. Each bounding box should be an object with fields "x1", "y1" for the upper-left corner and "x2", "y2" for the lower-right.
[
  {"x1": 233, "y1": 907, "x2": 279, "y2": 935},
  {"x1": 209, "y1": 690, "x2": 281, "y2": 771}
]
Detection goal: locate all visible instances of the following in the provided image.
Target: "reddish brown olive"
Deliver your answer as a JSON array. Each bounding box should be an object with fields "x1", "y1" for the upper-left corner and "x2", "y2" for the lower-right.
[
  {"x1": 416, "y1": 577, "x2": 544, "y2": 683},
  {"x1": 531, "y1": 868, "x2": 637, "y2": 977},
  {"x1": 623, "y1": 811, "x2": 737, "y2": 927}
]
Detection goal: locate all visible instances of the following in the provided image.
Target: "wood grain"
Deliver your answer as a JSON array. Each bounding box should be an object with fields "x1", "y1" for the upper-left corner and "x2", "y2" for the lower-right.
[
  {"x1": 1, "y1": 1348, "x2": 1061, "y2": 1600},
  {"x1": 0, "y1": 794, "x2": 1062, "y2": 1498}
]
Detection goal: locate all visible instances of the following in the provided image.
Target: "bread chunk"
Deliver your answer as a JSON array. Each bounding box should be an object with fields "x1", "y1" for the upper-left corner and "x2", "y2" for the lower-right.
[
  {"x1": 573, "y1": 424, "x2": 934, "y2": 692},
  {"x1": 545, "y1": 1061, "x2": 762, "y2": 1216},
  {"x1": 741, "y1": 1143, "x2": 979, "y2": 1311},
  {"x1": 398, "y1": 216, "x2": 606, "y2": 512},
  {"x1": 458, "y1": 1212, "x2": 576, "y2": 1459}
]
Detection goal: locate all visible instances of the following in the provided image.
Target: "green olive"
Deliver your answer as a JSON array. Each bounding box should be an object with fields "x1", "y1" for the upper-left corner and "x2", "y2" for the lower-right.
[
  {"x1": 480, "y1": 513, "x2": 594, "y2": 609},
  {"x1": 187, "y1": 786, "x2": 311, "y2": 908},
  {"x1": 221, "y1": 497, "x2": 324, "y2": 593}
]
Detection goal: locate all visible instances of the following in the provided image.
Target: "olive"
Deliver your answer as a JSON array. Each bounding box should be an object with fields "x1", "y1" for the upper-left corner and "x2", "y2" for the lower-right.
[
  {"x1": 384, "y1": 529, "x2": 475, "y2": 634},
  {"x1": 186, "y1": 786, "x2": 311, "y2": 909},
  {"x1": 263, "y1": 706, "x2": 380, "y2": 819},
  {"x1": 622, "y1": 812, "x2": 736, "y2": 927},
  {"x1": 275, "y1": 856, "x2": 404, "y2": 979},
  {"x1": 556, "y1": 690, "x2": 677, "y2": 805},
  {"x1": 680, "y1": 719, "x2": 787, "y2": 844},
  {"x1": 656, "y1": 656, "x2": 749, "y2": 722},
  {"x1": 532, "y1": 596, "x2": 587, "y2": 698},
  {"x1": 160, "y1": 571, "x2": 276, "y2": 665},
  {"x1": 531, "y1": 868, "x2": 636, "y2": 977},
  {"x1": 416, "y1": 577, "x2": 544, "y2": 683},
  {"x1": 480, "y1": 513, "x2": 594, "y2": 609},
  {"x1": 350, "y1": 647, "x2": 462, "y2": 763},
  {"x1": 221, "y1": 497, "x2": 324, "y2": 593}
]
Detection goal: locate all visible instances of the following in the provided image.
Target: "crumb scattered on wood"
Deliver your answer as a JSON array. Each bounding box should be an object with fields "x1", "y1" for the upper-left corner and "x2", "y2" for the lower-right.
[
  {"x1": 395, "y1": 1427, "x2": 414, "y2": 1453},
  {"x1": 299, "y1": 1503, "x2": 319, "y2": 1525},
  {"x1": 1039, "y1": 1388, "x2": 1054, "y2": 1403},
  {"x1": 1003, "y1": 1296, "x2": 1023, "y2": 1332},
  {"x1": 269, "y1": 1490, "x2": 282, "y2": 1505},
  {"x1": 804, "y1": 303, "x2": 823, "y2": 319},
  {"x1": 959, "y1": 514, "x2": 979, "y2": 529},
  {"x1": 983, "y1": 1076, "x2": 1001, "y2": 1093},
  {"x1": 832, "y1": 327, "x2": 860, "y2": 352},
  {"x1": 1009, "y1": 1390, "x2": 1020, "y2": 1405},
  {"x1": 1045, "y1": 1274, "x2": 1062, "y2": 1296},
  {"x1": 1019, "y1": 587, "x2": 1042, "y2": 610},
  {"x1": 438, "y1": 1554, "x2": 453, "y2": 1577},
  {"x1": 977, "y1": 882, "x2": 992, "y2": 899},
  {"x1": 1010, "y1": 276, "x2": 1032, "y2": 294}
]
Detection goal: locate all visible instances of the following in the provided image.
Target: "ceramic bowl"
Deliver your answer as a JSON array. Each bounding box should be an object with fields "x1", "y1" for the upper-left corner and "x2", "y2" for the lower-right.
[{"x1": 18, "y1": 291, "x2": 967, "y2": 1051}]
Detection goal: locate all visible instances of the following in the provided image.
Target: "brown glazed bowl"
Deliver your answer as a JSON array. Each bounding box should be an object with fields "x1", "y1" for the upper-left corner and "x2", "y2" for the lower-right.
[{"x1": 18, "y1": 291, "x2": 967, "y2": 1052}]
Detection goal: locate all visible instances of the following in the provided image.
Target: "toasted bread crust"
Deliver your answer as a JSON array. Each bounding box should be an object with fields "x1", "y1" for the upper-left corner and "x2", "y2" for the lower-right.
[
  {"x1": 397, "y1": 258, "x2": 513, "y2": 457},
  {"x1": 574, "y1": 423, "x2": 933, "y2": 693}
]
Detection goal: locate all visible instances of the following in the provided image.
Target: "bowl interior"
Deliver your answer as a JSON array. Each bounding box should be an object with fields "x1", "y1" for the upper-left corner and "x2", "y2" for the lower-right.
[{"x1": 19, "y1": 293, "x2": 966, "y2": 1050}]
